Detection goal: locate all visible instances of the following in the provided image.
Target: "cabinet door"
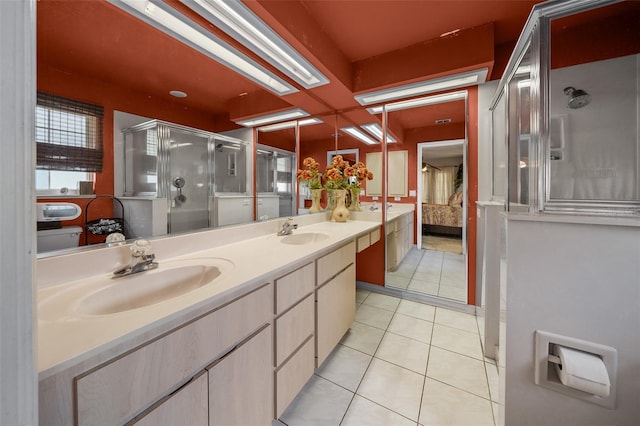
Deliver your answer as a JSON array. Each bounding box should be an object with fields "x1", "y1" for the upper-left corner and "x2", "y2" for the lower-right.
[
  {"x1": 365, "y1": 152, "x2": 382, "y2": 196},
  {"x1": 131, "y1": 371, "x2": 208, "y2": 426},
  {"x1": 208, "y1": 326, "x2": 273, "y2": 426},
  {"x1": 316, "y1": 264, "x2": 356, "y2": 366},
  {"x1": 388, "y1": 150, "x2": 408, "y2": 197}
]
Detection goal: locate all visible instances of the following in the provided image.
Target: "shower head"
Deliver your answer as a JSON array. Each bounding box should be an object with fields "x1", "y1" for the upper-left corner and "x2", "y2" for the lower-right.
[{"x1": 563, "y1": 86, "x2": 591, "y2": 109}]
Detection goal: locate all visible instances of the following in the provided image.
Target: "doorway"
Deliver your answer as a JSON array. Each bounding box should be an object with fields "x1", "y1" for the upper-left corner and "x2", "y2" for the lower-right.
[{"x1": 415, "y1": 140, "x2": 467, "y2": 302}]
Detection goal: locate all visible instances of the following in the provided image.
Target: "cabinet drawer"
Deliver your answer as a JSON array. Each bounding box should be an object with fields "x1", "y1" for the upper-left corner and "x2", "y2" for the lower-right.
[
  {"x1": 130, "y1": 371, "x2": 208, "y2": 426},
  {"x1": 317, "y1": 240, "x2": 355, "y2": 285},
  {"x1": 275, "y1": 337, "x2": 314, "y2": 418},
  {"x1": 275, "y1": 295, "x2": 314, "y2": 366},
  {"x1": 208, "y1": 326, "x2": 273, "y2": 426},
  {"x1": 75, "y1": 284, "x2": 272, "y2": 426},
  {"x1": 356, "y1": 233, "x2": 370, "y2": 253},
  {"x1": 275, "y1": 262, "x2": 314, "y2": 315},
  {"x1": 370, "y1": 227, "x2": 381, "y2": 244}
]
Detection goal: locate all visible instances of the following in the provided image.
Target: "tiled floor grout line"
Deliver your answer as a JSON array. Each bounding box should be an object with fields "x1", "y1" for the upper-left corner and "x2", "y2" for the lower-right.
[{"x1": 416, "y1": 307, "x2": 437, "y2": 426}]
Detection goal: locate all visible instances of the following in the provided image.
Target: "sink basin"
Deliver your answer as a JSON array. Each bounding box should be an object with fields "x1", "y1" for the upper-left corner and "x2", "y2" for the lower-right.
[
  {"x1": 39, "y1": 258, "x2": 234, "y2": 318},
  {"x1": 280, "y1": 232, "x2": 330, "y2": 245}
]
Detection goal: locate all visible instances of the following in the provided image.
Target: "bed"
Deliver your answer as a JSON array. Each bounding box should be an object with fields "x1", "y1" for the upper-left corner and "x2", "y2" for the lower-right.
[{"x1": 422, "y1": 191, "x2": 463, "y2": 237}]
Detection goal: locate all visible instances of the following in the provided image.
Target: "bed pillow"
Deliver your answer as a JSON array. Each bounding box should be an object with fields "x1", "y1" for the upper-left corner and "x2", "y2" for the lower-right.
[{"x1": 448, "y1": 191, "x2": 463, "y2": 207}]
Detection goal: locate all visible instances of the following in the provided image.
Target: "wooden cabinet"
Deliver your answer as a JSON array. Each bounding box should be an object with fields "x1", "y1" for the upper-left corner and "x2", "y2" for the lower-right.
[
  {"x1": 387, "y1": 213, "x2": 414, "y2": 271},
  {"x1": 74, "y1": 284, "x2": 272, "y2": 426},
  {"x1": 316, "y1": 241, "x2": 356, "y2": 367},
  {"x1": 130, "y1": 371, "x2": 208, "y2": 426},
  {"x1": 365, "y1": 151, "x2": 409, "y2": 197},
  {"x1": 273, "y1": 263, "x2": 315, "y2": 418},
  {"x1": 208, "y1": 326, "x2": 273, "y2": 426},
  {"x1": 316, "y1": 264, "x2": 356, "y2": 366}
]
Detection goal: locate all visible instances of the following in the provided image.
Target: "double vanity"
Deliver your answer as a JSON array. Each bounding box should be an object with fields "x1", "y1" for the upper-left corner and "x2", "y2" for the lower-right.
[{"x1": 37, "y1": 214, "x2": 380, "y2": 425}]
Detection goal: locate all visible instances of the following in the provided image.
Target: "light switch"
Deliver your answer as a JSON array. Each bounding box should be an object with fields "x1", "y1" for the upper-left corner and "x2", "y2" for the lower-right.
[{"x1": 409, "y1": 190, "x2": 416, "y2": 197}]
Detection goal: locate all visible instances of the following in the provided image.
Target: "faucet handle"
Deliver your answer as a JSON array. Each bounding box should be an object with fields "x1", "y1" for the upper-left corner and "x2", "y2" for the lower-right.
[{"x1": 131, "y1": 239, "x2": 151, "y2": 257}]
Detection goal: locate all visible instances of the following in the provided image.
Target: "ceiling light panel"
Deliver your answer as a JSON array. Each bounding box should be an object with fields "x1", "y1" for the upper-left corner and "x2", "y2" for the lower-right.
[
  {"x1": 183, "y1": 0, "x2": 329, "y2": 89},
  {"x1": 108, "y1": 0, "x2": 297, "y2": 95},
  {"x1": 257, "y1": 117, "x2": 323, "y2": 132},
  {"x1": 355, "y1": 68, "x2": 487, "y2": 106},
  {"x1": 340, "y1": 126, "x2": 378, "y2": 145},
  {"x1": 235, "y1": 108, "x2": 310, "y2": 127},
  {"x1": 367, "y1": 91, "x2": 467, "y2": 114},
  {"x1": 361, "y1": 123, "x2": 397, "y2": 143}
]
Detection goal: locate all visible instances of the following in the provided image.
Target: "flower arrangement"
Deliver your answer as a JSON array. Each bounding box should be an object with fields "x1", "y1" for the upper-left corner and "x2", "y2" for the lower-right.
[
  {"x1": 296, "y1": 157, "x2": 322, "y2": 189},
  {"x1": 348, "y1": 161, "x2": 374, "y2": 189},
  {"x1": 323, "y1": 154, "x2": 350, "y2": 190}
]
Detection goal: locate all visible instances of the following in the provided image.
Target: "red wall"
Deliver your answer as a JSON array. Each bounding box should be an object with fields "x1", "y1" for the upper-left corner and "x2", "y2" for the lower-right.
[{"x1": 37, "y1": 65, "x2": 225, "y2": 245}]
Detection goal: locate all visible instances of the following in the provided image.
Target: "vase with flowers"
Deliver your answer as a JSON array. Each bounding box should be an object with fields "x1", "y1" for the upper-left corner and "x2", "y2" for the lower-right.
[
  {"x1": 296, "y1": 157, "x2": 323, "y2": 213},
  {"x1": 323, "y1": 155, "x2": 351, "y2": 222},
  {"x1": 346, "y1": 161, "x2": 374, "y2": 211}
]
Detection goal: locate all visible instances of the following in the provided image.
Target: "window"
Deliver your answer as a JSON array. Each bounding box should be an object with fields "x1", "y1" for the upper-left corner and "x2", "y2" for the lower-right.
[{"x1": 36, "y1": 92, "x2": 103, "y2": 194}]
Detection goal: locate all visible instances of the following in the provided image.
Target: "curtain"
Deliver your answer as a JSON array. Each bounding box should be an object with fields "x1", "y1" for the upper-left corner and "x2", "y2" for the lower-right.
[{"x1": 424, "y1": 166, "x2": 457, "y2": 204}]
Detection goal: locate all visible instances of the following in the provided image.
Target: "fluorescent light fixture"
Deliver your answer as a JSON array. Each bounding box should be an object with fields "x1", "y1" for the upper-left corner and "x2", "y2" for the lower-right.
[
  {"x1": 257, "y1": 117, "x2": 323, "y2": 132},
  {"x1": 235, "y1": 108, "x2": 309, "y2": 127},
  {"x1": 355, "y1": 68, "x2": 487, "y2": 106},
  {"x1": 340, "y1": 126, "x2": 378, "y2": 145},
  {"x1": 108, "y1": 0, "x2": 297, "y2": 95},
  {"x1": 367, "y1": 91, "x2": 467, "y2": 114},
  {"x1": 361, "y1": 123, "x2": 397, "y2": 143},
  {"x1": 183, "y1": 0, "x2": 329, "y2": 89}
]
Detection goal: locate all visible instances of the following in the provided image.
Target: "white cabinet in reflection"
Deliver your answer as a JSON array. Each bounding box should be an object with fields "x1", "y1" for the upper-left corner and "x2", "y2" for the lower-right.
[{"x1": 365, "y1": 151, "x2": 409, "y2": 197}]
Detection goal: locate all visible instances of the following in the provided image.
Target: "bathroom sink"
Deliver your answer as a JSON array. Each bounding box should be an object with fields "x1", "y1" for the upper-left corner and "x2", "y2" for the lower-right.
[
  {"x1": 39, "y1": 258, "x2": 234, "y2": 318},
  {"x1": 280, "y1": 232, "x2": 330, "y2": 245}
]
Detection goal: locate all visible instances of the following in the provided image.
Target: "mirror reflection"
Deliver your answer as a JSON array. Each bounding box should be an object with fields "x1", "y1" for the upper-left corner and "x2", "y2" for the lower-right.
[{"x1": 383, "y1": 94, "x2": 469, "y2": 303}]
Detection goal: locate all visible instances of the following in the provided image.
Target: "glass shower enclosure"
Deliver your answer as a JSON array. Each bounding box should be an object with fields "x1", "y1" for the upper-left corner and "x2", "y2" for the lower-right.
[{"x1": 123, "y1": 120, "x2": 250, "y2": 234}]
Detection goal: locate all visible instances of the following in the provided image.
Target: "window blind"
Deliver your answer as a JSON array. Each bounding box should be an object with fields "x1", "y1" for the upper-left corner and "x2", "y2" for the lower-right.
[{"x1": 36, "y1": 92, "x2": 104, "y2": 172}]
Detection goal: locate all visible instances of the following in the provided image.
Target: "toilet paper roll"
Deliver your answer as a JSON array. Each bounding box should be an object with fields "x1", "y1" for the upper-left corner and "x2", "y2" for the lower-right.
[{"x1": 554, "y1": 345, "x2": 610, "y2": 397}]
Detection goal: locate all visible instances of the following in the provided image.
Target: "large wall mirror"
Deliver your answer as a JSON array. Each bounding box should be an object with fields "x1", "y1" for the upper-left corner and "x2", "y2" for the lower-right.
[{"x1": 382, "y1": 92, "x2": 470, "y2": 304}]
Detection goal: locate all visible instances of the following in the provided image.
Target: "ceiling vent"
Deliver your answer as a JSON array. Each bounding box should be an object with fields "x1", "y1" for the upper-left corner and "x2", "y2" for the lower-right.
[{"x1": 435, "y1": 118, "x2": 452, "y2": 124}]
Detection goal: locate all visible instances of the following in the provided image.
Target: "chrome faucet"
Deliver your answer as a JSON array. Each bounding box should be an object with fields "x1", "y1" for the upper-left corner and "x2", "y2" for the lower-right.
[
  {"x1": 277, "y1": 217, "x2": 298, "y2": 236},
  {"x1": 112, "y1": 239, "x2": 159, "y2": 278}
]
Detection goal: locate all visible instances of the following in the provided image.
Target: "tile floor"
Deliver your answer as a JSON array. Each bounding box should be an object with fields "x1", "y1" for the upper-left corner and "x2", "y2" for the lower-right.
[
  {"x1": 276, "y1": 290, "x2": 500, "y2": 426},
  {"x1": 386, "y1": 248, "x2": 467, "y2": 303}
]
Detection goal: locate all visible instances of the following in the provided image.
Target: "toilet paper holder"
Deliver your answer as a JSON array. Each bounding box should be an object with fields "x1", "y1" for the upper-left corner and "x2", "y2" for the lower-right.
[{"x1": 534, "y1": 330, "x2": 617, "y2": 409}]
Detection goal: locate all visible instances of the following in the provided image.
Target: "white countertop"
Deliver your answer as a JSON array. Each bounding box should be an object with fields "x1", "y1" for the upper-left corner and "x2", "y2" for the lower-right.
[{"x1": 37, "y1": 219, "x2": 379, "y2": 379}]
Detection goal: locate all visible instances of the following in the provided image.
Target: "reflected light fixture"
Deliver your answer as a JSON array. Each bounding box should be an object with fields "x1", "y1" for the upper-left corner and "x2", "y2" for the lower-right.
[
  {"x1": 108, "y1": 0, "x2": 297, "y2": 95},
  {"x1": 340, "y1": 126, "x2": 378, "y2": 145},
  {"x1": 169, "y1": 90, "x2": 188, "y2": 98},
  {"x1": 182, "y1": 0, "x2": 329, "y2": 89},
  {"x1": 361, "y1": 123, "x2": 397, "y2": 143},
  {"x1": 257, "y1": 117, "x2": 323, "y2": 132},
  {"x1": 355, "y1": 68, "x2": 487, "y2": 106},
  {"x1": 367, "y1": 91, "x2": 466, "y2": 114},
  {"x1": 235, "y1": 108, "x2": 310, "y2": 127}
]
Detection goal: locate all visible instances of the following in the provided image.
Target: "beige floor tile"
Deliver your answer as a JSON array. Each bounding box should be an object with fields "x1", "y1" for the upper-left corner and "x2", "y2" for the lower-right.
[
  {"x1": 362, "y1": 292, "x2": 401, "y2": 312},
  {"x1": 493, "y1": 402, "x2": 501, "y2": 426},
  {"x1": 387, "y1": 313, "x2": 433, "y2": 344},
  {"x1": 341, "y1": 395, "x2": 416, "y2": 426},
  {"x1": 407, "y1": 278, "x2": 439, "y2": 295},
  {"x1": 356, "y1": 289, "x2": 371, "y2": 304},
  {"x1": 396, "y1": 299, "x2": 436, "y2": 322},
  {"x1": 431, "y1": 323, "x2": 484, "y2": 360},
  {"x1": 486, "y1": 361, "x2": 500, "y2": 403},
  {"x1": 419, "y1": 378, "x2": 494, "y2": 426},
  {"x1": 412, "y1": 268, "x2": 441, "y2": 282},
  {"x1": 357, "y1": 358, "x2": 424, "y2": 422},
  {"x1": 340, "y1": 322, "x2": 385, "y2": 355},
  {"x1": 279, "y1": 375, "x2": 353, "y2": 426},
  {"x1": 426, "y1": 346, "x2": 489, "y2": 399},
  {"x1": 375, "y1": 332, "x2": 429, "y2": 375},
  {"x1": 437, "y1": 284, "x2": 467, "y2": 302},
  {"x1": 439, "y1": 274, "x2": 466, "y2": 288},
  {"x1": 386, "y1": 274, "x2": 411, "y2": 289},
  {"x1": 434, "y1": 307, "x2": 478, "y2": 334},
  {"x1": 356, "y1": 304, "x2": 394, "y2": 330},
  {"x1": 316, "y1": 345, "x2": 372, "y2": 392}
]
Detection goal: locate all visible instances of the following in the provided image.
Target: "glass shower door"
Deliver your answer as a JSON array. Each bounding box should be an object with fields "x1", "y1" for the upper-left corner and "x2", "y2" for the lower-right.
[{"x1": 167, "y1": 127, "x2": 210, "y2": 234}]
